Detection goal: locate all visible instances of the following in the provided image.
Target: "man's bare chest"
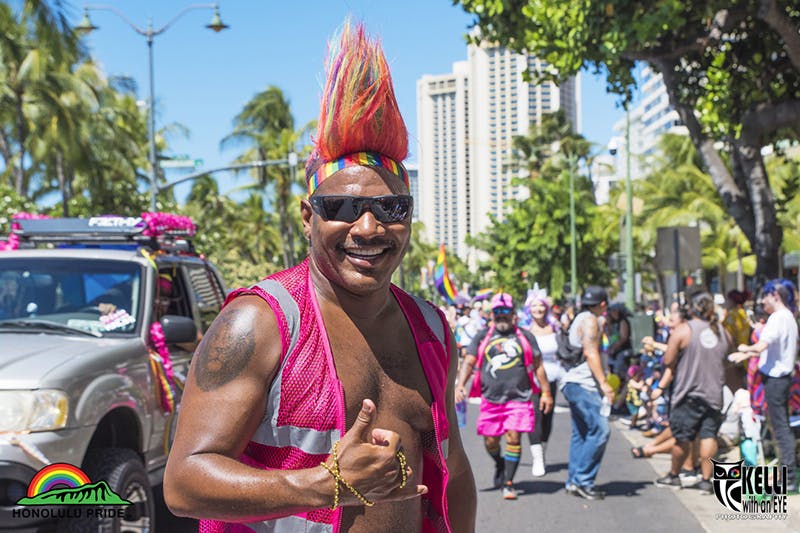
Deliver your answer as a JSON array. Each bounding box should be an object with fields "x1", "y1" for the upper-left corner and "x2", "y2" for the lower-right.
[{"x1": 326, "y1": 323, "x2": 434, "y2": 433}]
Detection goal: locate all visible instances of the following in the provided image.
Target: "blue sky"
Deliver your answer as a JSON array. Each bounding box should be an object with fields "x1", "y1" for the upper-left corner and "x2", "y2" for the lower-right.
[{"x1": 69, "y1": 0, "x2": 626, "y2": 201}]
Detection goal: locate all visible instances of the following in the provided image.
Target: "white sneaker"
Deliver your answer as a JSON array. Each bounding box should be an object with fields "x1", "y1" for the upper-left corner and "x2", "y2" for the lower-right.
[
  {"x1": 679, "y1": 468, "x2": 700, "y2": 488},
  {"x1": 530, "y1": 444, "x2": 545, "y2": 477},
  {"x1": 502, "y1": 484, "x2": 518, "y2": 500}
]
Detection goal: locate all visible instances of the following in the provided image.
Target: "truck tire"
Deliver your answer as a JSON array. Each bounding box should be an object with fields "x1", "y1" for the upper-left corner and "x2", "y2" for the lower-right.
[{"x1": 60, "y1": 448, "x2": 155, "y2": 533}]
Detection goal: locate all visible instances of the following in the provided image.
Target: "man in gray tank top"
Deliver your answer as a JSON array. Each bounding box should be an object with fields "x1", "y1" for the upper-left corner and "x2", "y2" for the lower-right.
[
  {"x1": 561, "y1": 286, "x2": 614, "y2": 501},
  {"x1": 651, "y1": 290, "x2": 732, "y2": 495}
]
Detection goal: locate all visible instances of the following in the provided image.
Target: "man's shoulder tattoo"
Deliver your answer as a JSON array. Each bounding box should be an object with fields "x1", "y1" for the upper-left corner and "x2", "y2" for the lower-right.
[{"x1": 194, "y1": 308, "x2": 256, "y2": 391}]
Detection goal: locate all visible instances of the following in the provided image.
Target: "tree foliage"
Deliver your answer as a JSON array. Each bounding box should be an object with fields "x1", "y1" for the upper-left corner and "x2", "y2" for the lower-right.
[
  {"x1": 221, "y1": 86, "x2": 314, "y2": 269},
  {"x1": 455, "y1": 0, "x2": 800, "y2": 282},
  {"x1": 469, "y1": 111, "x2": 613, "y2": 302},
  {"x1": 0, "y1": 2, "x2": 148, "y2": 214},
  {"x1": 181, "y1": 175, "x2": 282, "y2": 288},
  {"x1": 630, "y1": 134, "x2": 751, "y2": 295}
]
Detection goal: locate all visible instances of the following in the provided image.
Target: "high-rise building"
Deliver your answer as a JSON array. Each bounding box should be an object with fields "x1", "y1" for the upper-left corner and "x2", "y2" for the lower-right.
[
  {"x1": 605, "y1": 66, "x2": 687, "y2": 188},
  {"x1": 416, "y1": 60, "x2": 471, "y2": 257},
  {"x1": 417, "y1": 41, "x2": 580, "y2": 262},
  {"x1": 406, "y1": 163, "x2": 419, "y2": 222}
]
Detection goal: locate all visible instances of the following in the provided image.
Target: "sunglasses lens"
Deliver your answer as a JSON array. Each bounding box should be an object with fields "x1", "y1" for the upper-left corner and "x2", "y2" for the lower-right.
[
  {"x1": 316, "y1": 197, "x2": 354, "y2": 222},
  {"x1": 374, "y1": 196, "x2": 411, "y2": 223},
  {"x1": 312, "y1": 195, "x2": 412, "y2": 223},
  {"x1": 494, "y1": 307, "x2": 512, "y2": 315}
]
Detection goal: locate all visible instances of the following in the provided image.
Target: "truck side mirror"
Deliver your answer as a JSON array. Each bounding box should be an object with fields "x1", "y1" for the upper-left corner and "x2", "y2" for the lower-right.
[{"x1": 159, "y1": 315, "x2": 197, "y2": 344}]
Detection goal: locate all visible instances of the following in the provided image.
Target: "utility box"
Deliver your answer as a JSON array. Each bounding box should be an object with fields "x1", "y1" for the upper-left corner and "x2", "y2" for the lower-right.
[
  {"x1": 629, "y1": 313, "x2": 655, "y2": 351},
  {"x1": 655, "y1": 226, "x2": 701, "y2": 272}
]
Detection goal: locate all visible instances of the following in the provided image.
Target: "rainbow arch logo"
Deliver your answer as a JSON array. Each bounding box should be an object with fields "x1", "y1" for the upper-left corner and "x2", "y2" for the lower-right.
[
  {"x1": 27, "y1": 463, "x2": 90, "y2": 497},
  {"x1": 17, "y1": 463, "x2": 130, "y2": 506}
]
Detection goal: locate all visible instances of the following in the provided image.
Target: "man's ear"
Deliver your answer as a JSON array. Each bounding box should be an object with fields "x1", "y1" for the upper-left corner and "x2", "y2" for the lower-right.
[{"x1": 300, "y1": 198, "x2": 313, "y2": 241}]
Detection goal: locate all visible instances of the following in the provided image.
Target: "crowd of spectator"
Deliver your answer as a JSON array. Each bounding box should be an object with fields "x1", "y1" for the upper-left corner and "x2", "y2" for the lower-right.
[{"x1": 445, "y1": 280, "x2": 800, "y2": 496}]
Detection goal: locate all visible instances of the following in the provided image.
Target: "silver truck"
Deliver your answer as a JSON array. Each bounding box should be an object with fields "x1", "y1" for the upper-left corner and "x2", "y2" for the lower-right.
[{"x1": 0, "y1": 216, "x2": 226, "y2": 532}]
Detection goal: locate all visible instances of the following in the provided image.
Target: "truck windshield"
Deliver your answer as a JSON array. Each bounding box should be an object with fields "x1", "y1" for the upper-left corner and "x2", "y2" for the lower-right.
[{"x1": 0, "y1": 258, "x2": 142, "y2": 335}]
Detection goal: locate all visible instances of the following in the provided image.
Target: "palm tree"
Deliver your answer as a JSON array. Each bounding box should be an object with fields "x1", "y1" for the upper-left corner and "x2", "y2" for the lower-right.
[
  {"x1": 221, "y1": 86, "x2": 313, "y2": 268},
  {"x1": 0, "y1": 1, "x2": 82, "y2": 197},
  {"x1": 27, "y1": 58, "x2": 106, "y2": 215},
  {"x1": 632, "y1": 134, "x2": 752, "y2": 294},
  {"x1": 468, "y1": 111, "x2": 613, "y2": 300},
  {"x1": 182, "y1": 176, "x2": 282, "y2": 286},
  {"x1": 512, "y1": 110, "x2": 591, "y2": 180},
  {"x1": 75, "y1": 75, "x2": 149, "y2": 214}
]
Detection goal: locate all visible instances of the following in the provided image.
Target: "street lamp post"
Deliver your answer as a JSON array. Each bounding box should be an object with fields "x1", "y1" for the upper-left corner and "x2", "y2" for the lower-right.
[
  {"x1": 624, "y1": 109, "x2": 634, "y2": 310},
  {"x1": 551, "y1": 141, "x2": 578, "y2": 301},
  {"x1": 609, "y1": 109, "x2": 635, "y2": 310},
  {"x1": 75, "y1": 4, "x2": 229, "y2": 213},
  {"x1": 567, "y1": 152, "x2": 578, "y2": 301}
]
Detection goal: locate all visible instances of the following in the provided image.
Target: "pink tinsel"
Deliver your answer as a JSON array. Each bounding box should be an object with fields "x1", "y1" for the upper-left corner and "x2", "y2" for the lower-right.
[
  {"x1": 0, "y1": 212, "x2": 51, "y2": 251},
  {"x1": 141, "y1": 212, "x2": 196, "y2": 237},
  {"x1": 149, "y1": 321, "x2": 177, "y2": 412}
]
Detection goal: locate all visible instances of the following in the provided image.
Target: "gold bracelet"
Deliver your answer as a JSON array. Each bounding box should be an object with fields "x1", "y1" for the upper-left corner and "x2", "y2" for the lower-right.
[
  {"x1": 320, "y1": 462, "x2": 340, "y2": 510},
  {"x1": 396, "y1": 450, "x2": 407, "y2": 489},
  {"x1": 320, "y1": 441, "x2": 375, "y2": 507}
]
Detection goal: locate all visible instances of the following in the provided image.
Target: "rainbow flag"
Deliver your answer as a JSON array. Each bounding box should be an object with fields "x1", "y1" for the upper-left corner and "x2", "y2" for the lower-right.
[
  {"x1": 473, "y1": 288, "x2": 494, "y2": 301},
  {"x1": 434, "y1": 244, "x2": 458, "y2": 305}
]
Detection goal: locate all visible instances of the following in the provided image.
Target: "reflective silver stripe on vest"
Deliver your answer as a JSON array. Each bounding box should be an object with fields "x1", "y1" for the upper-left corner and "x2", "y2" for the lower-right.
[
  {"x1": 247, "y1": 515, "x2": 334, "y2": 533},
  {"x1": 249, "y1": 279, "x2": 341, "y2": 455},
  {"x1": 254, "y1": 279, "x2": 300, "y2": 352},
  {"x1": 408, "y1": 293, "x2": 446, "y2": 348},
  {"x1": 251, "y1": 422, "x2": 340, "y2": 456},
  {"x1": 441, "y1": 438, "x2": 449, "y2": 460}
]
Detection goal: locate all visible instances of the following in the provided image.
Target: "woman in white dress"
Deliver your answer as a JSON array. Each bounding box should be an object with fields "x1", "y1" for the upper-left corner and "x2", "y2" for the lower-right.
[{"x1": 526, "y1": 294, "x2": 565, "y2": 476}]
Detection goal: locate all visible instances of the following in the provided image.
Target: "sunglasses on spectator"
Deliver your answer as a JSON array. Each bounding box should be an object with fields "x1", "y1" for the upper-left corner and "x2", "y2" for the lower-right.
[
  {"x1": 493, "y1": 307, "x2": 513, "y2": 315},
  {"x1": 309, "y1": 195, "x2": 413, "y2": 224}
]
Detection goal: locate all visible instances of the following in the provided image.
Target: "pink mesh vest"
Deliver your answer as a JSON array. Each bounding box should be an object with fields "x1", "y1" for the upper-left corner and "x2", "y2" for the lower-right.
[{"x1": 199, "y1": 259, "x2": 453, "y2": 533}]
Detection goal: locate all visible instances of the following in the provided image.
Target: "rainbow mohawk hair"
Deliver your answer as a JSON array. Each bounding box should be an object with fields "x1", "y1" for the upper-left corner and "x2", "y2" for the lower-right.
[{"x1": 306, "y1": 20, "x2": 409, "y2": 194}]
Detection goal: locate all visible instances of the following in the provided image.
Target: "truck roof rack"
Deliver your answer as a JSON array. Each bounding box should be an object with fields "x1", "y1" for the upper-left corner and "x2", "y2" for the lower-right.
[{"x1": 11, "y1": 215, "x2": 196, "y2": 254}]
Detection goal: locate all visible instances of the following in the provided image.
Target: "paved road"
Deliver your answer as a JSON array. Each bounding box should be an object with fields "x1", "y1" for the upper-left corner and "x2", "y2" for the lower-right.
[
  {"x1": 459, "y1": 399, "x2": 704, "y2": 533},
  {"x1": 158, "y1": 398, "x2": 800, "y2": 532},
  {"x1": 460, "y1": 398, "x2": 800, "y2": 533}
]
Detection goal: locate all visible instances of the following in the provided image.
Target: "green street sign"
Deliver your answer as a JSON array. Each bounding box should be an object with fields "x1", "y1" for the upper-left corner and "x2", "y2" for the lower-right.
[{"x1": 160, "y1": 158, "x2": 203, "y2": 169}]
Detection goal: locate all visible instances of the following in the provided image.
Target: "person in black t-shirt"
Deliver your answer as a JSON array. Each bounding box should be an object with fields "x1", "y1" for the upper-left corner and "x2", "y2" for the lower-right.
[{"x1": 455, "y1": 293, "x2": 552, "y2": 500}]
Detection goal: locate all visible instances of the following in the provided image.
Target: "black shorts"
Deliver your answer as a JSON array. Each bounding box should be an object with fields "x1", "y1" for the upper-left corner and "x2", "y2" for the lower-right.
[{"x1": 669, "y1": 396, "x2": 722, "y2": 442}]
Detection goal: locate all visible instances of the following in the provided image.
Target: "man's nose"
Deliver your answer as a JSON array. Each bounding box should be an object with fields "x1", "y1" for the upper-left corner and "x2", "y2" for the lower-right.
[{"x1": 350, "y1": 209, "x2": 384, "y2": 236}]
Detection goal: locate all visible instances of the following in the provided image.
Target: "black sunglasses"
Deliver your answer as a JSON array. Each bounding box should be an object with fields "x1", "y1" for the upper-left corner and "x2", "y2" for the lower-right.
[
  {"x1": 493, "y1": 307, "x2": 513, "y2": 315},
  {"x1": 309, "y1": 195, "x2": 413, "y2": 224}
]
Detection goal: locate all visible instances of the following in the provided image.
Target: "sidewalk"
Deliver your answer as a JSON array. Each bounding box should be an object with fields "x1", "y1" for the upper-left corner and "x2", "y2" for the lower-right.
[{"x1": 615, "y1": 416, "x2": 800, "y2": 533}]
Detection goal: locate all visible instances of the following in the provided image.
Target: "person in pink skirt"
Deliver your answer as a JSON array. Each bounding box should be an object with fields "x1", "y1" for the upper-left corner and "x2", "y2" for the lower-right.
[{"x1": 455, "y1": 293, "x2": 552, "y2": 500}]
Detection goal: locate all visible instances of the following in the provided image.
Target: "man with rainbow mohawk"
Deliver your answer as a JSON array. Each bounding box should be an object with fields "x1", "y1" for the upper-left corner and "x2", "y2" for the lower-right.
[{"x1": 164, "y1": 20, "x2": 476, "y2": 533}]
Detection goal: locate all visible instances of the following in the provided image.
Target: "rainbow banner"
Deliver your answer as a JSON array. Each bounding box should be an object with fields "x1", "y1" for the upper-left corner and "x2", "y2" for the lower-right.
[
  {"x1": 434, "y1": 244, "x2": 458, "y2": 305},
  {"x1": 473, "y1": 288, "x2": 494, "y2": 301}
]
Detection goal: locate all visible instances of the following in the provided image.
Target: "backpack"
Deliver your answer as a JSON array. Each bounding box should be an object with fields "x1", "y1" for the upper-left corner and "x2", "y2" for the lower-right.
[{"x1": 556, "y1": 315, "x2": 585, "y2": 367}]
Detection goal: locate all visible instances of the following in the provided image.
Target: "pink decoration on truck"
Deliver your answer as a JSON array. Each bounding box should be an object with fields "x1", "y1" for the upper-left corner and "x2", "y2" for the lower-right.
[
  {"x1": 141, "y1": 212, "x2": 196, "y2": 237},
  {"x1": 0, "y1": 212, "x2": 52, "y2": 251}
]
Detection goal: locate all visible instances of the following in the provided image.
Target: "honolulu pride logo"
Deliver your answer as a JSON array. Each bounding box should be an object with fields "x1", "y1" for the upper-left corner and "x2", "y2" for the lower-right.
[{"x1": 14, "y1": 463, "x2": 130, "y2": 520}]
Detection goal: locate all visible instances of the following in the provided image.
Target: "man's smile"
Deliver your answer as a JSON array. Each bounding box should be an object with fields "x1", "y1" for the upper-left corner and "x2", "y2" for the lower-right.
[{"x1": 338, "y1": 241, "x2": 395, "y2": 262}]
